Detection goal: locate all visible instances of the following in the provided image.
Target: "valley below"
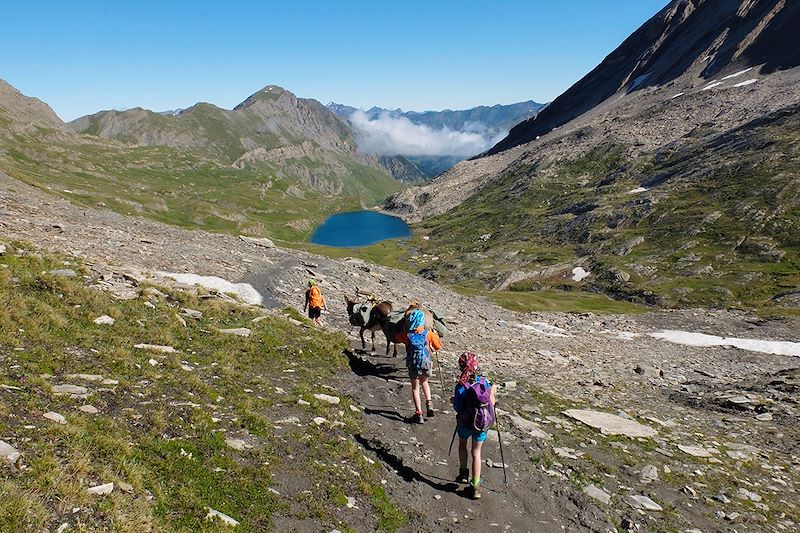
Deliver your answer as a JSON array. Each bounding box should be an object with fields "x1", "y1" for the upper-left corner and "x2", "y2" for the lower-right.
[{"x1": 1, "y1": 1, "x2": 799, "y2": 531}]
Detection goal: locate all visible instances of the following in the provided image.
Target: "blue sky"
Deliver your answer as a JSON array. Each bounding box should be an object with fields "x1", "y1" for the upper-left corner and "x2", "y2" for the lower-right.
[{"x1": 2, "y1": 1, "x2": 668, "y2": 121}]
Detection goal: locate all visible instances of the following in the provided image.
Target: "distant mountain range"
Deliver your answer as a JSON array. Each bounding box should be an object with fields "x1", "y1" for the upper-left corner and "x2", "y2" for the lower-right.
[
  {"x1": 328, "y1": 101, "x2": 544, "y2": 134},
  {"x1": 0, "y1": 81, "x2": 399, "y2": 241},
  {"x1": 328, "y1": 100, "x2": 545, "y2": 181},
  {"x1": 384, "y1": 0, "x2": 800, "y2": 312}
]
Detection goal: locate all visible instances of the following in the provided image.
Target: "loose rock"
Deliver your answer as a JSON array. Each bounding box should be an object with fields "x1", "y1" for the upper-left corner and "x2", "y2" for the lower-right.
[
  {"x1": 86, "y1": 482, "x2": 114, "y2": 495},
  {"x1": 583, "y1": 484, "x2": 611, "y2": 505},
  {"x1": 134, "y1": 343, "x2": 176, "y2": 353},
  {"x1": 625, "y1": 494, "x2": 663, "y2": 511},
  {"x1": 313, "y1": 393, "x2": 341, "y2": 405},
  {"x1": 0, "y1": 440, "x2": 21, "y2": 464},
  {"x1": 218, "y1": 327, "x2": 252, "y2": 337},
  {"x1": 49, "y1": 269, "x2": 77, "y2": 278},
  {"x1": 43, "y1": 411, "x2": 67, "y2": 425},
  {"x1": 205, "y1": 507, "x2": 240, "y2": 527},
  {"x1": 52, "y1": 384, "x2": 89, "y2": 397}
]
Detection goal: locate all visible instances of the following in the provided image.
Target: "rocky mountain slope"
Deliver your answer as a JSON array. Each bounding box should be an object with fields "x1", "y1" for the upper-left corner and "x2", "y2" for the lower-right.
[
  {"x1": 69, "y1": 85, "x2": 396, "y2": 194},
  {"x1": 0, "y1": 81, "x2": 400, "y2": 242},
  {"x1": 2, "y1": 169, "x2": 798, "y2": 532},
  {"x1": 487, "y1": 0, "x2": 800, "y2": 155},
  {"x1": 383, "y1": 0, "x2": 800, "y2": 312}
]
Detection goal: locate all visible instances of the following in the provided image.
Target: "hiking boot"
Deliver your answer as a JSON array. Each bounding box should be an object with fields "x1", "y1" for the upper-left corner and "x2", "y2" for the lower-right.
[
  {"x1": 455, "y1": 469, "x2": 470, "y2": 484},
  {"x1": 468, "y1": 484, "x2": 482, "y2": 500},
  {"x1": 426, "y1": 401, "x2": 435, "y2": 418},
  {"x1": 411, "y1": 412, "x2": 424, "y2": 424}
]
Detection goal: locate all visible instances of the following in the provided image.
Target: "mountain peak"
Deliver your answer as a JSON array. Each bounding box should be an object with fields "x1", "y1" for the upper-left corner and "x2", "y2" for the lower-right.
[{"x1": 234, "y1": 85, "x2": 292, "y2": 110}]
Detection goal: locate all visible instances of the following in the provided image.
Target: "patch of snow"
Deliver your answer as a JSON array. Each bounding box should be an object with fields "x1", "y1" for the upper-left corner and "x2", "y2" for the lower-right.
[
  {"x1": 571, "y1": 267, "x2": 591, "y2": 282},
  {"x1": 627, "y1": 187, "x2": 649, "y2": 194},
  {"x1": 156, "y1": 272, "x2": 262, "y2": 306},
  {"x1": 516, "y1": 322, "x2": 569, "y2": 337},
  {"x1": 629, "y1": 73, "x2": 651, "y2": 91},
  {"x1": 734, "y1": 78, "x2": 759, "y2": 88},
  {"x1": 670, "y1": 92, "x2": 684, "y2": 99},
  {"x1": 721, "y1": 67, "x2": 753, "y2": 80},
  {"x1": 702, "y1": 81, "x2": 724, "y2": 91},
  {"x1": 649, "y1": 330, "x2": 800, "y2": 357}
]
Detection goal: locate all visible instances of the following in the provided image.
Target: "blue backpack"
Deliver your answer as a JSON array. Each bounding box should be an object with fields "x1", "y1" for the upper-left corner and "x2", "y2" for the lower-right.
[{"x1": 406, "y1": 330, "x2": 431, "y2": 372}]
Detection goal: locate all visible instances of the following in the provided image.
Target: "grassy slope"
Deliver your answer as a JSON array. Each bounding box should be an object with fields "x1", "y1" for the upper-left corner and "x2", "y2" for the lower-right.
[
  {"x1": 402, "y1": 107, "x2": 800, "y2": 314},
  {"x1": 0, "y1": 127, "x2": 401, "y2": 243},
  {"x1": 0, "y1": 243, "x2": 406, "y2": 531}
]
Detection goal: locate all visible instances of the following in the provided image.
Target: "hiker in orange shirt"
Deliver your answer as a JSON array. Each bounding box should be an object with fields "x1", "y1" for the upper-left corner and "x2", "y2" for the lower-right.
[
  {"x1": 303, "y1": 279, "x2": 327, "y2": 328},
  {"x1": 396, "y1": 309, "x2": 443, "y2": 423}
]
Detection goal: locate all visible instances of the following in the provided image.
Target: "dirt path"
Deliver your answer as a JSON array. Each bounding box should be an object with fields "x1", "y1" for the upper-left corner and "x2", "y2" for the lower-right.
[{"x1": 342, "y1": 343, "x2": 609, "y2": 533}]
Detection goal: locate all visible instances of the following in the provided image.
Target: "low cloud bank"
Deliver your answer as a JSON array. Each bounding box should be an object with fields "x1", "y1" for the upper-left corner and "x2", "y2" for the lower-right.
[{"x1": 348, "y1": 110, "x2": 506, "y2": 157}]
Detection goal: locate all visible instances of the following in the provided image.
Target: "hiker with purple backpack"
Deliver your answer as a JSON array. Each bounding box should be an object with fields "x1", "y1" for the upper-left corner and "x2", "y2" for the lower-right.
[{"x1": 452, "y1": 352, "x2": 496, "y2": 500}]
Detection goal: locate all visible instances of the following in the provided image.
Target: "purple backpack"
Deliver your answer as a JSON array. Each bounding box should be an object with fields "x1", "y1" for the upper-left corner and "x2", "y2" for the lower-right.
[{"x1": 457, "y1": 379, "x2": 495, "y2": 432}]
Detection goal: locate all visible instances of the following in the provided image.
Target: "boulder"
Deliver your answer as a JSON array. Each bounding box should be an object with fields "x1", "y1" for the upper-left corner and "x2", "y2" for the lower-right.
[
  {"x1": 239, "y1": 235, "x2": 275, "y2": 249},
  {"x1": 562, "y1": 409, "x2": 657, "y2": 438}
]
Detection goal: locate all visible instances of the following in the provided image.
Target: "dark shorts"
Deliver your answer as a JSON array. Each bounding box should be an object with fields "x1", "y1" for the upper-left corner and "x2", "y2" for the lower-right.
[
  {"x1": 457, "y1": 424, "x2": 488, "y2": 442},
  {"x1": 308, "y1": 307, "x2": 322, "y2": 319}
]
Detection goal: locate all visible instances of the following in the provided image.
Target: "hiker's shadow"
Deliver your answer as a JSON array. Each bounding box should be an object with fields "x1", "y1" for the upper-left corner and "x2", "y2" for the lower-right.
[
  {"x1": 362, "y1": 407, "x2": 408, "y2": 423},
  {"x1": 355, "y1": 434, "x2": 460, "y2": 493}
]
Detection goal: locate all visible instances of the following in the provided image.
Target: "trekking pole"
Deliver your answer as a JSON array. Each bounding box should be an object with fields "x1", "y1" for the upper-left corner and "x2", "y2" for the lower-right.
[
  {"x1": 448, "y1": 425, "x2": 458, "y2": 455},
  {"x1": 495, "y1": 404, "x2": 509, "y2": 486},
  {"x1": 434, "y1": 350, "x2": 446, "y2": 400}
]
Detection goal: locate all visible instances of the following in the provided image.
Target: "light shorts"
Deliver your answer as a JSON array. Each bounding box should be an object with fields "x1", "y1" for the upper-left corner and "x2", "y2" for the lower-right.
[{"x1": 408, "y1": 366, "x2": 432, "y2": 379}]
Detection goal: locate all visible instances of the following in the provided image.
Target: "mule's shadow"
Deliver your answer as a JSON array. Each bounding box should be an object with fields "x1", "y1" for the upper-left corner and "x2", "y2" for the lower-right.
[
  {"x1": 345, "y1": 348, "x2": 405, "y2": 379},
  {"x1": 354, "y1": 434, "x2": 460, "y2": 493}
]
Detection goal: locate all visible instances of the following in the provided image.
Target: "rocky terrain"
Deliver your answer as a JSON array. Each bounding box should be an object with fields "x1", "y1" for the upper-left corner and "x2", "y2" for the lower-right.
[
  {"x1": 2, "y1": 169, "x2": 798, "y2": 531},
  {"x1": 382, "y1": 0, "x2": 800, "y2": 311}
]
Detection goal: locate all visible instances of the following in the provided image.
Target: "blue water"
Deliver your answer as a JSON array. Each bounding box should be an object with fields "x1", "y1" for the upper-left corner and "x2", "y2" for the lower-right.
[{"x1": 309, "y1": 210, "x2": 411, "y2": 247}]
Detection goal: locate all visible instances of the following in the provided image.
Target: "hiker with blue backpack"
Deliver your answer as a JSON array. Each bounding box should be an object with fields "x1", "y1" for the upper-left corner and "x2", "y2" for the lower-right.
[
  {"x1": 395, "y1": 309, "x2": 443, "y2": 424},
  {"x1": 452, "y1": 352, "x2": 496, "y2": 500}
]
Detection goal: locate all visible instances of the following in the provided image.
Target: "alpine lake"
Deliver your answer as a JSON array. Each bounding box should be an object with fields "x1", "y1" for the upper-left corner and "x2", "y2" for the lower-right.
[{"x1": 309, "y1": 210, "x2": 411, "y2": 247}]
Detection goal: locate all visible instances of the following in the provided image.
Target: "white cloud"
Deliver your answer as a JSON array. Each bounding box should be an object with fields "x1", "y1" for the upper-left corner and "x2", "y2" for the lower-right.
[{"x1": 348, "y1": 110, "x2": 506, "y2": 157}]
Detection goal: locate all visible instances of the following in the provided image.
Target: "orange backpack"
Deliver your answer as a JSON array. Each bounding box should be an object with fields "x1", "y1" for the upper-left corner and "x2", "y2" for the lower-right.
[{"x1": 308, "y1": 286, "x2": 324, "y2": 308}]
